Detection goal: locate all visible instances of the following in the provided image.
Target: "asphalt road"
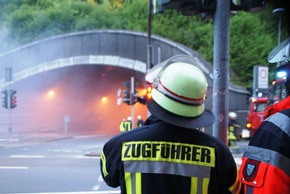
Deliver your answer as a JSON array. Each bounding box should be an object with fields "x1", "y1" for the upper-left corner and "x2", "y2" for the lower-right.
[
  {"x1": 0, "y1": 133, "x2": 120, "y2": 194},
  {"x1": 0, "y1": 131, "x2": 248, "y2": 194}
]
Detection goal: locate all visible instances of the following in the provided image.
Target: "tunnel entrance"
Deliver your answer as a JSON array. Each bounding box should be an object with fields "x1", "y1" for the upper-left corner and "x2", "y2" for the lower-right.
[{"x1": 0, "y1": 65, "x2": 148, "y2": 135}]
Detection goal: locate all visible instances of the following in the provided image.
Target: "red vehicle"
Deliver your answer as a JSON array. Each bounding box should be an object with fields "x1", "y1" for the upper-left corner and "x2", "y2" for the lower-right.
[
  {"x1": 246, "y1": 77, "x2": 286, "y2": 138},
  {"x1": 246, "y1": 97, "x2": 268, "y2": 137},
  {"x1": 266, "y1": 78, "x2": 286, "y2": 108}
]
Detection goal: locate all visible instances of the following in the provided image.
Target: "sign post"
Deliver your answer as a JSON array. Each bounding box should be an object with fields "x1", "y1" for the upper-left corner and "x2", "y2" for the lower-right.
[
  {"x1": 4, "y1": 67, "x2": 13, "y2": 142},
  {"x1": 130, "y1": 77, "x2": 135, "y2": 128},
  {"x1": 64, "y1": 115, "x2": 70, "y2": 135}
]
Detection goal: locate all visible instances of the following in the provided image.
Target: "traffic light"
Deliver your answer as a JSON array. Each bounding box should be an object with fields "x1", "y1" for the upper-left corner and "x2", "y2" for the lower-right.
[
  {"x1": 122, "y1": 81, "x2": 131, "y2": 105},
  {"x1": 146, "y1": 86, "x2": 152, "y2": 100},
  {"x1": 122, "y1": 77, "x2": 140, "y2": 105},
  {"x1": 131, "y1": 81, "x2": 139, "y2": 105},
  {"x1": 230, "y1": 0, "x2": 265, "y2": 12},
  {"x1": 137, "y1": 85, "x2": 153, "y2": 105},
  {"x1": 160, "y1": 0, "x2": 265, "y2": 16},
  {"x1": 10, "y1": 90, "x2": 17, "y2": 109},
  {"x1": 2, "y1": 90, "x2": 8, "y2": 109},
  {"x1": 160, "y1": 0, "x2": 216, "y2": 16}
]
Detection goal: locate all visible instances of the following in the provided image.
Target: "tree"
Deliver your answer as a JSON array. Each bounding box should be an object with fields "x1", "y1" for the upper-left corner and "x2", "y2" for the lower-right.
[{"x1": 0, "y1": 0, "x2": 286, "y2": 87}]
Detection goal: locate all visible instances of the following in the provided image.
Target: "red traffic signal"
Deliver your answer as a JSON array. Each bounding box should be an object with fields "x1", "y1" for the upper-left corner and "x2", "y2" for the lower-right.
[
  {"x1": 10, "y1": 90, "x2": 17, "y2": 109},
  {"x1": 11, "y1": 96, "x2": 17, "y2": 108}
]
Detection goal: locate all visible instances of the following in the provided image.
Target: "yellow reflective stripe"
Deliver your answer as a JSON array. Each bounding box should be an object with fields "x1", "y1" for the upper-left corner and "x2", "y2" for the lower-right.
[
  {"x1": 229, "y1": 167, "x2": 241, "y2": 194},
  {"x1": 190, "y1": 177, "x2": 198, "y2": 194},
  {"x1": 136, "y1": 172, "x2": 142, "y2": 194},
  {"x1": 100, "y1": 152, "x2": 108, "y2": 177},
  {"x1": 191, "y1": 177, "x2": 209, "y2": 194},
  {"x1": 202, "y1": 178, "x2": 209, "y2": 194},
  {"x1": 125, "y1": 172, "x2": 132, "y2": 194},
  {"x1": 229, "y1": 126, "x2": 235, "y2": 132}
]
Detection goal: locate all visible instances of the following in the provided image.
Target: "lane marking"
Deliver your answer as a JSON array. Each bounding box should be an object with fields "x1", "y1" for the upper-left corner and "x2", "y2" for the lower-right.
[
  {"x1": 0, "y1": 166, "x2": 29, "y2": 169},
  {"x1": 10, "y1": 191, "x2": 120, "y2": 194},
  {"x1": 0, "y1": 138, "x2": 19, "y2": 142},
  {"x1": 47, "y1": 149, "x2": 83, "y2": 154},
  {"x1": 75, "y1": 156, "x2": 98, "y2": 159},
  {"x1": 10, "y1": 155, "x2": 45, "y2": 158}
]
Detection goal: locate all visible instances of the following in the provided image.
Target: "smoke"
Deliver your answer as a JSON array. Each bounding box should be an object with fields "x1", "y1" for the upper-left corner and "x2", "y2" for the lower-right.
[
  {"x1": 0, "y1": 26, "x2": 19, "y2": 54},
  {"x1": 0, "y1": 65, "x2": 148, "y2": 136}
]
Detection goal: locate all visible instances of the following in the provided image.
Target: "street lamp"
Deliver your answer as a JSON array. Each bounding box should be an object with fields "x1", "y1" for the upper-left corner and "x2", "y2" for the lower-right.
[
  {"x1": 272, "y1": 8, "x2": 285, "y2": 68},
  {"x1": 48, "y1": 90, "x2": 55, "y2": 97},
  {"x1": 273, "y1": 8, "x2": 285, "y2": 45},
  {"x1": 102, "y1": 96, "x2": 108, "y2": 103}
]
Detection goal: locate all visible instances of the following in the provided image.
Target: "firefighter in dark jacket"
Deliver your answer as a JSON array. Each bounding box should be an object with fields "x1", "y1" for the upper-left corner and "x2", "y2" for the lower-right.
[
  {"x1": 239, "y1": 62, "x2": 290, "y2": 194},
  {"x1": 100, "y1": 55, "x2": 241, "y2": 194},
  {"x1": 136, "y1": 115, "x2": 144, "y2": 127}
]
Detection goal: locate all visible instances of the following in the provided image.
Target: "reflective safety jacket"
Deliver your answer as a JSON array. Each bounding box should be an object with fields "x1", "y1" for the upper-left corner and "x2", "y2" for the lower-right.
[
  {"x1": 120, "y1": 122, "x2": 126, "y2": 132},
  {"x1": 126, "y1": 121, "x2": 132, "y2": 131},
  {"x1": 100, "y1": 115, "x2": 241, "y2": 194},
  {"x1": 239, "y1": 108, "x2": 290, "y2": 194},
  {"x1": 120, "y1": 121, "x2": 132, "y2": 132}
]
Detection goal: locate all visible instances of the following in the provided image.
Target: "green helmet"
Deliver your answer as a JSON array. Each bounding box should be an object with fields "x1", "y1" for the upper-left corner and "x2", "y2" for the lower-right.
[
  {"x1": 152, "y1": 62, "x2": 207, "y2": 117},
  {"x1": 146, "y1": 55, "x2": 215, "y2": 129}
]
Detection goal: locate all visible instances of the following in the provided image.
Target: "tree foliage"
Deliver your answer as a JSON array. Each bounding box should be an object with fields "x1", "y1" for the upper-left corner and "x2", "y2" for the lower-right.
[{"x1": 0, "y1": 0, "x2": 287, "y2": 87}]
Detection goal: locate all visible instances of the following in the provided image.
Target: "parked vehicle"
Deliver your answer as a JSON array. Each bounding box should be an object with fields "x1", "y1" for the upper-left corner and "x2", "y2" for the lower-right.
[
  {"x1": 266, "y1": 78, "x2": 286, "y2": 107},
  {"x1": 246, "y1": 77, "x2": 287, "y2": 138},
  {"x1": 246, "y1": 97, "x2": 268, "y2": 137}
]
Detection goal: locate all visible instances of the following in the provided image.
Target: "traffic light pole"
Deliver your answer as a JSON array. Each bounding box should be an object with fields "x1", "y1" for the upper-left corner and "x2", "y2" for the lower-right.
[
  {"x1": 122, "y1": 77, "x2": 141, "y2": 128},
  {"x1": 8, "y1": 89, "x2": 12, "y2": 139},
  {"x1": 212, "y1": 0, "x2": 230, "y2": 144},
  {"x1": 130, "y1": 77, "x2": 135, "y2": 128},
  {"x1": 4, "y1": 67, "x2": 13, "y2": 140},
  {"x1": 147, "y1": 0, "x2": 153, "y2": 70}
]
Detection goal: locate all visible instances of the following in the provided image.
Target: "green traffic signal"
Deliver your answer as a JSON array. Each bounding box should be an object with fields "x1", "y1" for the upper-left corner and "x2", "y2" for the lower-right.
[
  {"x1": 2, "y1": 90, "x2": 8, "y2": 109},
  {"x1": 1, "y1": 89, "x2": 17, "y2": 109},
  {"x1": 122, "y1": 81, "x2": 131, "y2": 105},
  {"x1": 122, "y1": 78, "x2": 139, "y2": 105}
]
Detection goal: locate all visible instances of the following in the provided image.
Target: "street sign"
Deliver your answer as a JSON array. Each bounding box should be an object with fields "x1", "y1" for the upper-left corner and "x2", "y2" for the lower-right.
[
  {"x1": 253, "y1": 65, "x2": 268, "y2": 90},
  {"x1": 5, "y1": 67, "x2": 12, "y2": 82}
]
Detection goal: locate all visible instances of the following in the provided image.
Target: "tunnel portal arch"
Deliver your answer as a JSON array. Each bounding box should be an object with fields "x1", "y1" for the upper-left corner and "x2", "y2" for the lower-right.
[{"x1": 0, "y1": 29, "x2": 249, "y2": 123}]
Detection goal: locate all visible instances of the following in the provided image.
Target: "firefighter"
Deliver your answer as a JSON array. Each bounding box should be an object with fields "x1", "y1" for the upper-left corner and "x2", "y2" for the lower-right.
[
  {"x1": 228, "y1": 112, "x2": 241, "y2": 149},
  {"x1": 124, "y1": 116, "x2": 132, "y2": 132},
  {"x1": 119, "y1": 118, "x2": 126, "y2": 133},
  {"x1": 100, "y1": 55, "x2": 241, "y2": 194},
  {"x1": 136, "y1": 115, "x2": 144, "y2": 127},
  {"x1": 239, "y1": 62, "x2": 290, "y2": 193}
]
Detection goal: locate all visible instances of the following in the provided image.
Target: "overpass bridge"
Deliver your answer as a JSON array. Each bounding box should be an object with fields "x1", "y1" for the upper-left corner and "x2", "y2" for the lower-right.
[{"x1": 0, "y1": 30, "x2": 249, "y2": 132}]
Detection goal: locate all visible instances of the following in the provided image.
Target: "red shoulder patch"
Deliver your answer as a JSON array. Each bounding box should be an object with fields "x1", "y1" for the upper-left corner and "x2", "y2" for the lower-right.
[{"x1": 243, "y1": 159, "x2": 261, "y2": 182}]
